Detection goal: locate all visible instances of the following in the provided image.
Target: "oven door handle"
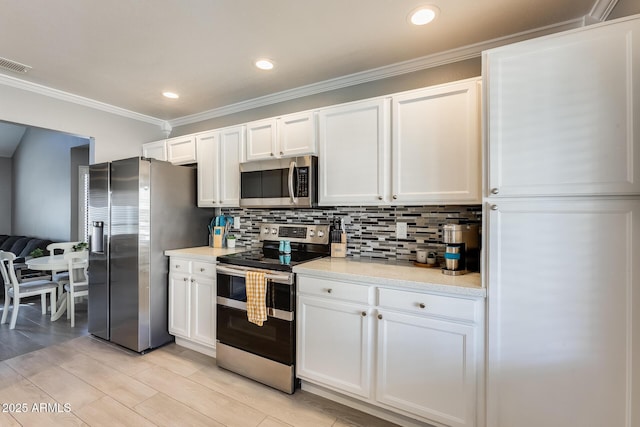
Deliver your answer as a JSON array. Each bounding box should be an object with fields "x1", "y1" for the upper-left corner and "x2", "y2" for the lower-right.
[
  {"x1": 217, "y1": 297, "x2": 294, "y2": 322},
  {"x1": 216, "y1": 265, "x2": 294, "y2": 285}
]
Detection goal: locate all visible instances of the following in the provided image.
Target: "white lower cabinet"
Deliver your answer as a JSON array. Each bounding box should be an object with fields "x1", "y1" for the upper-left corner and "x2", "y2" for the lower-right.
[
  {"x1": 168, "y1": 257, "x2": 217, "y2": 354},
  {"x1": 297, "y1": 276, "x2": 483, "y2": 427}
]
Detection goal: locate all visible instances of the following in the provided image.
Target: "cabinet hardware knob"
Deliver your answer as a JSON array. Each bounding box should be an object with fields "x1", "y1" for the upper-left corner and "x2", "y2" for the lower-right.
[
  {"x1": 200, "y1": 268, "x2": 205, "y2": 272},
  {"x1": 175, "y1": 265, "x2": 180, "y2": 268},
  {"x1": 270, "y1": 153, "x2": 275, "y2": 157},
  {"x1": 280, "y1": 151, "x2": 284, "y2": 155},
  {"x1": 378, "y1": 196, "x2": 383, "y2": 200},
  {"x1": 490, "y1": 188, "x2": 499, "y2": 195},
  {"x1": 419, "y1": 303, "x2": 426, "y2": 309},
  {"x1": 191, "y1": 278, "x2": 195, "y2": 282},
  {"x1": 377, "y1": 314, "x2": 383, "y2": 320},
  {"x1": 392, "y1": 195, "x2": 398, "y2": 200},
  {"x1": 327, "y1": 288, "x2": 332, "y2": 294},
  {"x1": 490, "y1": 204, "x2": 498, "y2": 211},
  {"x1": 361, "y1": 311, "x2": 367, "y2": 317},
  {"x1": 183, "y1": 277, "x2": 188, "y2": 282}
]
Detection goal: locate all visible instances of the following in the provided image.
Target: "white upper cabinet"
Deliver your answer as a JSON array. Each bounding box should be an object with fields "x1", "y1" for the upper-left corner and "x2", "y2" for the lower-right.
[
  {"x1": 142, "y1": 140, "x2": 167, "y2": 161},
  {"x1": 318, "y1": 98, "x2": 390, "y2": 206},
  {"x1": 392, "y1": 78, "x2": 481, "y2": 204},
  {"x1": 246, "y1": 111, "x2": 316, "y2": 161},
  {"x1": 196, "y1": 125, "x2": 243, "y2": 208},
  {"x1": 166, "y1": 135, "x2": 197, "y2": 165},
  {"x1": 319, "y1": 78, "x2": 481, "y2": 206},
  {"x1": 484, "y1": 17, "x2": 640, "y2": 197}
]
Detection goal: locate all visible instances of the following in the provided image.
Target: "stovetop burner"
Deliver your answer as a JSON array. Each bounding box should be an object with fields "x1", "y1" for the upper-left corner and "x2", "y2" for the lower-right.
[
  {"x1": 216, "y1": 222, "x2": 331, "y2": 272},
  {"x1": 217, "y1": 248, "x2": 326, "y2": 272}
]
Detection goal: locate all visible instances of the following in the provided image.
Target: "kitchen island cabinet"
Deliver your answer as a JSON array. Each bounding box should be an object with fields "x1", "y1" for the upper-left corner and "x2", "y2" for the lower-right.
[{"x1": 295, "y1": 260, "x2": 484, "y2": 427}]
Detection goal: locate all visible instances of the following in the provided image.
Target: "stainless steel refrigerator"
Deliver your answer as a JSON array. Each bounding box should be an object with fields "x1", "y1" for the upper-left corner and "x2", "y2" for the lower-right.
[{"x1": 88, "y1": 157, "x2": 209, "y2": 352}]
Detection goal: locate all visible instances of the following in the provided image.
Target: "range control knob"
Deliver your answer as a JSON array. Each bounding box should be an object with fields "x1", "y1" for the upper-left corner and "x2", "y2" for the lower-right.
[
  {"x1": 271, "y1": 228, "x2": 277, "y2": 235},
  {"x1": 262, "y1": 227, "x2": 270, "y2": 234},
  {"x1": 317, "y1": 230, "x2": 325, "y2": 238},
  {"x1": 309, "y1": 230, "x2": 315, "y2": 237}
]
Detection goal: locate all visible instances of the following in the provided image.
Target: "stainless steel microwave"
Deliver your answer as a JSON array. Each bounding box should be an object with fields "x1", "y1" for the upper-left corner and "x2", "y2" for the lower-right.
[{"x1": 239, "y1": 155, "x2": 318, "y2": 208}]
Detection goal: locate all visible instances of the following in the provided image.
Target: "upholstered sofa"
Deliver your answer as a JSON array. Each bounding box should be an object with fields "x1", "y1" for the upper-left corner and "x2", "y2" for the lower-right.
[{"x1": 0, "y1": 235, "x2": 55, "y2": 282}]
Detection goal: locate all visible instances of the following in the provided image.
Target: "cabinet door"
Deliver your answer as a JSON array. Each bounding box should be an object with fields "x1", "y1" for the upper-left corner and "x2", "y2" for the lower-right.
[
  {"x1": 297, "y1": 296, "x2": 373, "y2": 398},
  {"x1": 484, "y1": 18, "x2": 640, "y2": 196},
  {"x1": 168, "y1": 273, "x2": 190, "y2": 338},
  {"x1": 486, "y1": 199, "x2": 640, "y2": 427},
  {"x1": 166, "y1": 135, "x2": 197, "y2": 165},
  {"x1": 279, "y1": 111, "x2": 316, "y2": 157},
  {"x1": 392, "y1": 79, "x2": 481, "y2": 204},
  {"x1": 190, "y1": 274, "x2": 216, "y2": 347},
  {"x1": 218, "y1": 125, "x2": 243, "y2": 206},
  {"x1": 246, "y1": 118, "x2": 276, "y2": 161},
  {"x1": 318, "y1": 98, "x2": 390, "y2": 205},
  {"x1": 376, "y1": 309, "x2": 477, "y2": 427},
  {"x1": 142, "y1": 140, "x2": 167, "y2": 161},
  {"x1": 196, "y1": 132, "x2": 219, "y2": 207}
]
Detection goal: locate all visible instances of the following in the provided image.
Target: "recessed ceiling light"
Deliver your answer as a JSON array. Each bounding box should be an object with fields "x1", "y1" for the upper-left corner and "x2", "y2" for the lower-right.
[
  {"x1": 409, "y1": 6, "x2": 439, "y2": 25},
  {"x1": 162, "y1": 91, "x2": 179, "y2": 99},
  {"x1": 255, "y1": 59, "x2": 275, "y2": 70}
]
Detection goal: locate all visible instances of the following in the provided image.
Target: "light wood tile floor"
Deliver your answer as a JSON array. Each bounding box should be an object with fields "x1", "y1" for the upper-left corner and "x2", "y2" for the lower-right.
[{"x1": 0, "y1": 336, "x2": 398, "y2": 426}]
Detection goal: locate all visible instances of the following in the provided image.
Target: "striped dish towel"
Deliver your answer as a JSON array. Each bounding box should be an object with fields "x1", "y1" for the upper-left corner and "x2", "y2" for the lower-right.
[{"x1": 246, "y1": 271, "x2": 267, "y2": 326}]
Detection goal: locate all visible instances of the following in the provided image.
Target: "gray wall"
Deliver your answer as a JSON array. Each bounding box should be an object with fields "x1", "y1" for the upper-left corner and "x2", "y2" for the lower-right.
[
  {"x1": 12, "y1": 127, "x2": 89, "y2": 241},
  {"x1": 171, "y1": 58, "x2": 481, "y2": 136},
  {"x1": 0, "y1": 157, "x2": 11, "y2": 234},
  {"x1": 609, "y1": 0, "x2": 640, "y2": 20}
]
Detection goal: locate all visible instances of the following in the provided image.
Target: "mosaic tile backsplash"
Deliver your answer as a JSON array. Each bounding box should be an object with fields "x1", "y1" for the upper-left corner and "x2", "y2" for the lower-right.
[{"x1": 220, "y1": 205, "x2": 482, "y2": 264}]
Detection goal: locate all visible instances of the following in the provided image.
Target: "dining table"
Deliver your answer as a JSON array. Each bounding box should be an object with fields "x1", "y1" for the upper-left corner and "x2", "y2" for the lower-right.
[{"x1": 26, "y1": 254, "x2": 87, "y2": 321}]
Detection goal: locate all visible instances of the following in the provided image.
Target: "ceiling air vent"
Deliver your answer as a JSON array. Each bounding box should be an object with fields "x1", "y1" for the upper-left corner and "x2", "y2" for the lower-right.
[{"x1": 0, "y1": 56, "x2": 32, "y2": 74}]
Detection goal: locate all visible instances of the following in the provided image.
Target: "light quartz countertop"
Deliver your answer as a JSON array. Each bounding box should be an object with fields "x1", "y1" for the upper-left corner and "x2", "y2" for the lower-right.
[
  {"x1": 293, "y1": 257, "x2": 485, "y2": 298},
  {"x1": 164, "y1": 246, "x2": 245, "y2": 261},
  {"x1": 164, "y1": 247, "x2": 485, "y2": 298}
]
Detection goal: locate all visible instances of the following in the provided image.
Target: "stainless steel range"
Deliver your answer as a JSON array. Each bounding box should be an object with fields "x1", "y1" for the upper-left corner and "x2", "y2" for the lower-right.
[{"x1": 215, "y1": 223, "x2": 330, "y2": 394}]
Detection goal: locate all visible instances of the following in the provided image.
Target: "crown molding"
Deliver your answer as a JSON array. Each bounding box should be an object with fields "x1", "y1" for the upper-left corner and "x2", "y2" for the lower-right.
[
  {"x1": 0, "y1": 73, "x2": 167, "y2": 127},
  {"x1": 0, "y1": 15, "x2": 587, "y2": 131},
  {"x1": 589, "y1": 0, "x2": 619, "y2": 21},
  {"x1": 169, "y1": 17, "x2": 584, "y2": 128}
]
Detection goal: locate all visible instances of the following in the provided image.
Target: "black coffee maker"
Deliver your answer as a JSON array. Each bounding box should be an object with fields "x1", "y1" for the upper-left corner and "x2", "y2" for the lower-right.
[{"x1": 442, "y1": 223, "x2": 480, "y2": 276}]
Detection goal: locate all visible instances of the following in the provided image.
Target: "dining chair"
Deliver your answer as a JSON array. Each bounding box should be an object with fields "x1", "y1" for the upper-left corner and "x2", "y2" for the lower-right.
[
  {"x1": 46, "y1": 241, "x2": 80, "y2": 296},
  {"x1": 0, "y1": 250, "x2": 58, "y2": 330},
  {"x1": 63, "y1": 251, "x2": 88, "y2": 327}
]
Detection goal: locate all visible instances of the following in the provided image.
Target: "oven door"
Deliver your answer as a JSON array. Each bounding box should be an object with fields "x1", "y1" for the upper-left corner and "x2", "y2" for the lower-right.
[{"x1": 216, "y1": 265, "x2": 296, "y2": 365}]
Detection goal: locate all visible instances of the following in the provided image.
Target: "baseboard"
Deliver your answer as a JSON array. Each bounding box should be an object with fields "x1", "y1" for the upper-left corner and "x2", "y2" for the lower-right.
[
  {"x1": 301, "y1": 381, "x2": 437, "y2": 427},
  {"x1": 174, "y1": 337, "x2": 216, "y2": 358}
]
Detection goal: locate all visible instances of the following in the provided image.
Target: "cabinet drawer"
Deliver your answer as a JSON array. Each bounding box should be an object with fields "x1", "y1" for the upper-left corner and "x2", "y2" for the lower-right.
[
  {"x1": 378, "y1": 288, "x2": 477, "y2": 322},
  {"x1": 170, "y1": 258, "x2": 191, "y2": 273},
  {"x1": 298, "y1": 276, "x2": 371, "y2": 304},
  {"x1": 192, "y1": 261, "x2": 215, "y2": 277}
]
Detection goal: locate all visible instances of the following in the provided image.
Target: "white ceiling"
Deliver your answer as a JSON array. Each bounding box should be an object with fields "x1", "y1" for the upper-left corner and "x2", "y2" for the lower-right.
[{"x1": 0, "y1": 0, "x2": 632, "y2": 153}]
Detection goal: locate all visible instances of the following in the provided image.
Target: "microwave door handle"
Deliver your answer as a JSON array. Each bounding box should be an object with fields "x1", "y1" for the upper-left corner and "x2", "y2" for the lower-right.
[{"x1": 288, "y1": 160, "x2": 298, "y2": 205}]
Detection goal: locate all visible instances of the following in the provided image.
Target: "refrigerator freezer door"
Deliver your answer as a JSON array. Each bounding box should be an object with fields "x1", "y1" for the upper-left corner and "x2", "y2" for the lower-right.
[{"x1": 88, "y1": 162, "x2": 110, "y2": 340}]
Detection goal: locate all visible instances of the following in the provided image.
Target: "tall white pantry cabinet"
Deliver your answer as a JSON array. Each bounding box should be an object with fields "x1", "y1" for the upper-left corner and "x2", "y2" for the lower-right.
[{"x1": 483, "y1": 15, "x2": 640, "y2": 427}]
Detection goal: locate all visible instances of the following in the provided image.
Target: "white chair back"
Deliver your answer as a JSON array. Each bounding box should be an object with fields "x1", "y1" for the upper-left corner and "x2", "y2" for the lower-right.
[
  {"x1": 0, "y1": 250, "x2": 19, "y2": 291},
  {"x1": 1, "y1": 250, "x2": 58, "y2": 329},
  {"x1": 46, "y1": 242, "x2": 80, "y2": 256},
  {"x1": 63, "y1": 250, "x2": 88, "y2": 327}
]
